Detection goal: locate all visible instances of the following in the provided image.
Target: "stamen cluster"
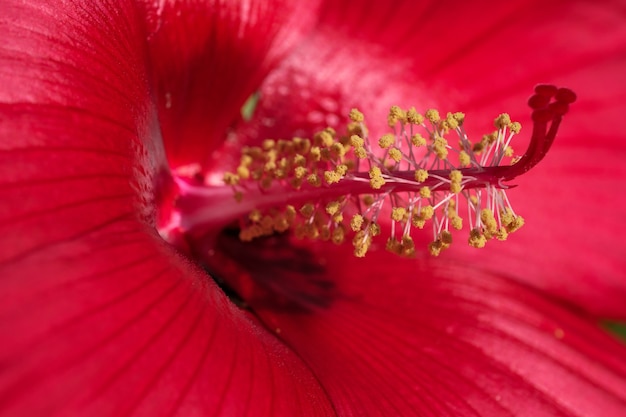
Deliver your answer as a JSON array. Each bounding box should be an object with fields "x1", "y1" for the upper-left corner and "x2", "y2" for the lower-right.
[{"x1": 224, "y1": 104, "x2": 527, "y2": 257}]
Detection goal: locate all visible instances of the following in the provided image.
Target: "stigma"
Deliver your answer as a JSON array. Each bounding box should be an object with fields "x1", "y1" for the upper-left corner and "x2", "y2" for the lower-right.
[{"x1": 169, "y1": 85, "x2": 575, "y2": 258}]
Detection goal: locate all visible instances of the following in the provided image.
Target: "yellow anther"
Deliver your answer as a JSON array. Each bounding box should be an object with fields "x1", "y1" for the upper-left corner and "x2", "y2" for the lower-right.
[
  {"x1": 411, "y1": 134, "x2": 426, "y2": 147},
  {"x1": 472, "y1": 141, "x2": 485, "y2": 154},
  {"x1": 273, "y1": 215, "x2": 290, "y2": 233},
  {"x1": 378, "y1": 133, "x2": 395, "y2": 149},
  {"x1": 262, "y1": 139, "x2": 276, "y2": 150},
  {"x1": 294, "y1": 166, "x2": 307, "y2": 179},
  {"x1": 350, "y1": 214, "x2": 364, "y2": 231},
  {"x1": 449, "y1": 170, "x2": 463, "y2": 183},
  {"x1": 350, "y1": 135, "x2": 364, "y2": 147},
  {"x1": 451, "y1": 216, "x2": 463, "y2": 230},
  {"x1": 421, "y1": 205, "x2": 434, "y2": 220},
  {"x1": 315, "y1": 130, "x2": 334, "y2": 147},
  {"x1": 223, "y1": 172, "x2": 239, "y2": 185},
  {"x1": 324, "y1": 170, "x2": 342, "y2": 185},
  {"x1": 494, "y1": 113, "x2": 511, "y2": 129},
  {"x1": 319, "y1": 225, "x2": 331, "y2": 241},
  {"x1": 391, "y1": 207, "x2": 407, "y2": 222},
  {"x1": 419, "y1": 186, "x2": 431, "y2": 199},
  {"x1": 332, "y1": 225, "x2": 345, "y2": 244},
  {"x1": 440, "y1": 230, "x2": 453, "y2": 245},
  {"x1": 504, "y1": 146, "x2": 514, "y2": 157},
  {"x1": 388, "y1": 148, "x2": 402, "y2": 162},
  {"x1": 370, "y1": 176, "x2": 385, "y2": 189},
  {"x1": 335, "y1": 164, "x2": 348, "y2": 175},
  {"x1": 480, "y1": 208, "x2": 498, "y2": 235},
  {"x1": 433, "y1": 136, "x2": 448, "y2": 159},
  {"x1": 326, "y1": 201, "x2": 341, "y2": 215},
  {"x1": 369, "y1": 166, "x2": 382, "y2": 178},
  {"x1": 369, "y1": 223, "x2": 381, "y2": 236},
  {"x1": 428, "y1": 240, "x2": 444, "y2": 256},
  {"x1": 332, "y1": 212, "x2": 343, "y2": 223},
  {"x1": 401, "y1": 235, "x2": 416, "y2": 257},
  {"x1": 285, "y1": 205, "x2": 296, "y2": 222},
  {"x1": 386, "y1": 238, "x2": 401, "y2": 254},
  {"x1": 292, "y1": 138, "x2": 309, "y2": 155},
  {"x1": 387, "y1": 105, "x2": 407, "y2": 126},
  {"x1": 240, "y1": 155, "x2": 253, "y2": 167},
  {"x1": 407, "y1": 107, "x2": 424, "y2": 124},
  {"x1": 459, "y1": 150, "x2": 470, "y2": 167},
  {"x1": 332, "y1": 142, "x2": 346, "y2": 158},
  {"x1": 495, "y1": 227, "x2": 508, "y2": 241},
  {"x1": 355, "y1": 147, "x2": 367, "y2": 159},
  {"x1": 309, "y1": 146, "x2": 321, "y2": 162},
  {"x1": 450, "y1": 182, "x2": 462, "y2": 194},
  {"x1": 349, "y1": 108, "x2": 365, "y2": 122},
  {"x1": 363, "y1": 195, "x2": 375, "y2": 206},
  {"x1": 452, "y1": 112, "x2": 465, "y2": 123},
  {"x1": 353, "y1": 230, "x2": 372, "y2": 257},
  {"x1": 443, "y1": 112, "x2": 459, "y2": 130},
  {"x1": 425, "y1": 109, "x2": 440, "y2": 123},
  {"x1": 249, "y1": 209, "x2": 262, "y2": 222},
  {"x1": 320, "y1": 148, "x2": 332, "y2": 161},
  {"x1": 236, "y1": 166, "x2": 250, "y2": 180},
  {"x1": 300, "y1": 203, "x2": 315, "y2": 217},
  {"x1": 414, "y1": 169, "x2": 428, "y2": 182},
  {"x1": 506, "y1": 215, "x2": 525, "y2": 233},
  {"x1": 307, "y1": 173, "x2": 321, "y2": 187},
  {"x1": 510, "y1": 121, "x2": 522, "y2": 134},
  {"x1": 468, "y1": 229, "x2": 487, "y2": 248}
]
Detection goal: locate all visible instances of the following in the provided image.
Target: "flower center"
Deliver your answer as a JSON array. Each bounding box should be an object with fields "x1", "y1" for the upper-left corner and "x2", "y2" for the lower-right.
[{"x1": 159, "y1": 85, "x2": 575, "y2": 258}]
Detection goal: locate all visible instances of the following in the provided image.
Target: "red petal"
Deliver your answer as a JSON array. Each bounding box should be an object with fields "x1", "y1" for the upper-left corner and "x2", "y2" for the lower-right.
[
  {"x1": 231, "y1": 0, "x2": 626, "y2": 317},
  {"x1": 142, "y1": 0, "x2": 322, "y2": 169},
  {"x1": 0, "y1": 2, "x2": 333, "y2": 415},
  {"x1": 213, "y1": 235, "x2": 626, "y2": 417}
]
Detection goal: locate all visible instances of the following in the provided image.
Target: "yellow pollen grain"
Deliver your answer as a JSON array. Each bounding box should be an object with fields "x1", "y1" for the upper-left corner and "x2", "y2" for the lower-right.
[
  {"x1": 450, "y1": 182, "x2": 462, "y2": 194},
  {"x1": 459, "y1": 150, "x2": 471, "y2": 167},
  {"x1": 504, "y1": 146, "x2": 514, "y2": 157},
  {"x1": 391, "y1": 207, "x2": 407, "y2": 222},
  {"x1": 468, "y1": 229, "x2": 487, "y2": 248},
  {"x1": 332, "y1": 142, "x2": 346, "y2": 158},
  {"x1": 414, "y1": 169, "x2": 428, "y2": 182},
  {"x1": 425, "y1": 109, "x2": 440, "y2": 123},
  {"x1": 433, "y1": 136, "x2": 448, "y2": 159},
  {"x1": 326, "y1": 201, "x2": 341, "y2": 215},
  {"x1": 293, "y1": 166, "x2": 307, "y2": 179},
  {"x1": 262, "y1": 139, "x2": 275, "y2": 150},
  {"x1": 420, "y1": 186, "x2": 431, "y2": 199},
  {"x1": 332, "y1": 226, "x2": 345, "y2": 244},
  {"x1": 449, "y1": 170, "x2": 463, "y2": 183},
  {"x1": 223, "y1": 172, "x2": 239, "y2": 185},
  {"x1": 494, "y1": 113, "x2": 512, "y2": 129},
  {"x1": 349, "y1": 108, "x2": 365, "y2": 122},
  {"x1": 310, "y1": 147, "x2": 321, "y2": 162},
  {"x1": 411, "y1": 134, "x2": 426, "y2": 147},
  {"x1": 285, "y1": 205, "x2": 296, "y2": 222},
  {"x1": 510, "y1": 122, "x2": 522, "y2": 134},
  {"x1": 300, "y1": 203, "x2": 315, "y2": 217},
  {"x1": 378, "y1": 134, "x2": 395, "y2": 149},
  {"x1": 354, "y1": 147, "x2": 367, "y2": 159},
  {"x1": 428, "y1": 240, "x2": 444, "y2": 256},
  {"x1": 335, "y1": 164, "x2": 348, "y2": 175},
  {"x1": 324, "y1": 170, "x2": 341, "y2": 185},
  {"x1": 307, "y1": 173, "x2": 321, "y2": 187},
  {"x1": 407, "y1": 107, "x2": 424, "y2": 125},
  {"x1": 370, "y1": 176, "x2": 385, "y2": 189},
  {"x1": 350, "y1": 214, "x2": 364, "y2": 231},
  {"x1": 388, "y1": 148, "x2": 402, "y2": 162},
  {"x1": 451, "y1": 216, "x2": 463, "y2": 230},
  {"x1": 236, "y1": 166, "x2": 250, "y2": 180},
  {"x1": 249, "y1": 209, "x2": 262, "y2": 222},
  {"x1": 421, "y1": 205, "x2": 434, "y2": 220},
  {"x1": 350, "y1": 134, "x2": 364, "y2": 148}
]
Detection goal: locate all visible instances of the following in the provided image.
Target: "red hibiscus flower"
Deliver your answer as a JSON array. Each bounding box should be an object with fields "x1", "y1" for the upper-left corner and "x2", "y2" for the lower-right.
[{"x1": 1, "y1": 1, "x2": 626, "y2": 416}]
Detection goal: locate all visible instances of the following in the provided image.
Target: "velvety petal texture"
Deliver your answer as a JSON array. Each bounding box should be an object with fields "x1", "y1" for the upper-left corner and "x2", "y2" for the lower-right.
[
  {"x1": 232, "y1": 0, "x2": 626, "y2": 318},
  {"x1": 0, "y1": 2, "x2": 333, "y2": 416},
  {"x1": 212, "y1": 235, "x2": 626, "y2": 417}
]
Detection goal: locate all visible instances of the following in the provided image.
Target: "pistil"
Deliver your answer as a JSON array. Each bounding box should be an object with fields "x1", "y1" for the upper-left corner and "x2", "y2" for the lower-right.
[{"x1": 162, "y1": 85, "x2": 575, "y2": 257}]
